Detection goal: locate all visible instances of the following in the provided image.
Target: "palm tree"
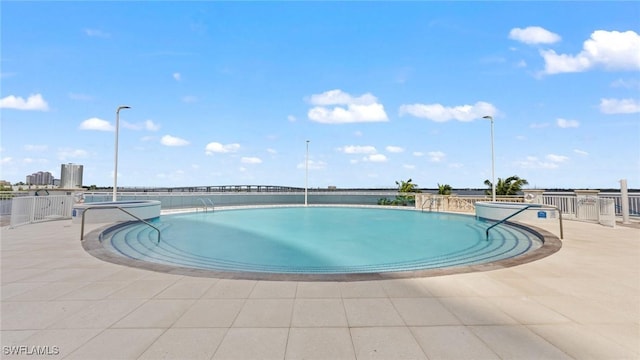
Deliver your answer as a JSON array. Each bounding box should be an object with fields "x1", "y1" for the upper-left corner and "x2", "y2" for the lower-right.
[
  {"x1": 437, "y1": 183, "x2": 452, "y2": 195},
  {"x1": 394, "y1": 179, "x2": 421, "y2": 206},
  {"x1": 484, "y1": 176, "x2": 529, "y2": 196},
  {"x1": 395, "y1": 179, "x2": 420, "y2": 193}
]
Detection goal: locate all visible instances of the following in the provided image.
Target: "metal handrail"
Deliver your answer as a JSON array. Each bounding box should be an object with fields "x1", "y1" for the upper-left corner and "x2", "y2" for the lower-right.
[
  {"x1": 485, "y1": 204, "x2": 563, "y2": 241},
  {"x1": 197, "y1": 198, "x2": 215, "y2": 212},
  {"x1": 198, "y1": 198, "x2": 209, "y2": 212},
  {"x1": 80, "y1": 206, "x2": 161, "y2": 243},
  {"x1": 420, "y1": 196, "x2": 438, "y2": 212}
]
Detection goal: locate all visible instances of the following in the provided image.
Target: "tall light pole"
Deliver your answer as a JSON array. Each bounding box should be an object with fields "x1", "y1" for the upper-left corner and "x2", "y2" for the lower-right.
[
  {"x1": 483, "y1": 115, "x2": 496, "y2": 202},
  {"x1": 305, "y1": 140, "x2": 309, "y2": 206},
  {"x1": 113, "y1": 105, "x2": 131, "y2": 202}
]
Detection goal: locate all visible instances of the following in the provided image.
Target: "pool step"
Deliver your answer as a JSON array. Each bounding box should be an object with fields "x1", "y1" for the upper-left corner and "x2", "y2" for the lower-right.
[{"x1": 104, "y1": 219, "x2": 541, "y2": 274}]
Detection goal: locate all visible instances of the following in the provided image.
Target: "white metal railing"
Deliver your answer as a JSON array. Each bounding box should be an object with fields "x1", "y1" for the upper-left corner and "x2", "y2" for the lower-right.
[
  {"x1": 10, "y1": 195, "x2": 74, "y2": 227},
  {"x1": 5, "y1": 191, "x2": 636, "y2": 228},
  {"x1": 599, "y1": 194, "x2": 640, "y2": 217},
  {"x1": 542, "y1": 195, "x2": 616, "y2": 227},
  {"x1": 1, "y1": 192, "x2": 29, "y2": 215},
  {"x1": 543, "y1": 195, "x2": 577, "y2": 218}
]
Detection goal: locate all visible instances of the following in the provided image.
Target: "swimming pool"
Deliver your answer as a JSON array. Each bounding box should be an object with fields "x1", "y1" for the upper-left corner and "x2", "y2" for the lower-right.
[{"x1": 88, "y1": 206, "x2": 558, "y2": 280}]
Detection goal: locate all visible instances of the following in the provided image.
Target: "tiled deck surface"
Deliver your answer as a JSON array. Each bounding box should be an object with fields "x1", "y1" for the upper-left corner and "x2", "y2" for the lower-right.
[{"x1": 1, "y1": 218, "x2": 638, "y2": 359}]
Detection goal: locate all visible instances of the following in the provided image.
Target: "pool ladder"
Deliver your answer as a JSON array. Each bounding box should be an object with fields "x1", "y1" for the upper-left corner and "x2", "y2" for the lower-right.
[
  {"x1": 198, "y1": 198, "x2": 215, "y2": 212},
  {"x1": 420, "y1": 195, "x2": 442, "y2": 212}
]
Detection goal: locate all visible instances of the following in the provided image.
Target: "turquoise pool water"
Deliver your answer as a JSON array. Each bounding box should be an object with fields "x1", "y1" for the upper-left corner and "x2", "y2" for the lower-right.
[{"x1": 104, "y1": 206, "x2": 542, "y2": 274}]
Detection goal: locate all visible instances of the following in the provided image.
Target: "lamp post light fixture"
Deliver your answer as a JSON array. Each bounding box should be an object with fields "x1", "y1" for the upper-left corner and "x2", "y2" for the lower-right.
[
  {"x1": 113, "y1": 105, "x2": 131, "y2": 202},
  {"x1": 482, "y1": 115, "x2": 496, "y2": 202},
  {"x1": 305, "y1": 140, "x2": 310, "y2": 206}
]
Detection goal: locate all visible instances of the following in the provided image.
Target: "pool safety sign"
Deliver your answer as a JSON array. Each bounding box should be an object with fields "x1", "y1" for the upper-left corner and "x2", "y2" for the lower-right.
[{"x1": 72, "y1": 207, "x2": 84, "y2": 219}]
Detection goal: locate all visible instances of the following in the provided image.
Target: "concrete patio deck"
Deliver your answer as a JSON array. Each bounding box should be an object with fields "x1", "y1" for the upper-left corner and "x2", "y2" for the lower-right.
[{"x1": 1, "y1": 218, "x2": 638, "y2": 359}]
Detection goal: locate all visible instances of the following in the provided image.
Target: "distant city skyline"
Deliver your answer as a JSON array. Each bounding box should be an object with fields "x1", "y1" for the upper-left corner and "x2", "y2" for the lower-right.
[
  {"x1": 2, "y1": 2, "x2": 639, "y2": 189},
  {"x1": 25, "y1": 170, "x2": 54, "y2": 186}
]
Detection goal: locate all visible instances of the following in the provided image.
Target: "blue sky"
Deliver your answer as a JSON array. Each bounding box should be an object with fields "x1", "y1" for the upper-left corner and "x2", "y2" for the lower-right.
[{"x1": 2, "y1": 2, "x2": 639, "y2": 189}]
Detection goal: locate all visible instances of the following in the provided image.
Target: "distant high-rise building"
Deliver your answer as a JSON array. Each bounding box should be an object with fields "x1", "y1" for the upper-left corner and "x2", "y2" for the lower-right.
[
  {"x1": 60, "y1": 163, "x2": 83, "y2": 189},
  {"x1": 25, "y1": 171, "x2": 54, "y2": 185}
]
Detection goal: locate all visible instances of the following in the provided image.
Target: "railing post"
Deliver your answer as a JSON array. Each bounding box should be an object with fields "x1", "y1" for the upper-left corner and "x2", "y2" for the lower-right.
[
  {"x1": 29, "y1": 197, "x2": 36, "y2": 224},
  {"x1": 620, "y1": 179, "x2": 630, "y2": 224}
]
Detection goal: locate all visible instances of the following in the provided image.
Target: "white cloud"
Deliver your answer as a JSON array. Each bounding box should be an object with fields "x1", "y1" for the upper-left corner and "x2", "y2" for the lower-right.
[
  {"x1": 205, "y1": 142, "x2": 240, "y2": 155},
  {"x1": 84, "y1": 28, "x2": 110, "y2": 38},
  {"x1": 123, "y1": 120, "x2": 160, "y2": 131},
  {"x1": 307, "y1": 89, "x2": 388, "y2": 124},
  {"x1": 0, "y1": 94, "x2": 49, "y2": 111},
  {"x1": 57, "y1": 148, "x2": 89, "y2": 161},
  {"x1": 309, "y1": 104, "x2": 388, "y2": 124},
  {"x1": 173, "y1": 72, "x2": 181, "y2": 81},
  {"x1": 516, "y1": 156, "x2": 558, "y2": 169},
  {"x1": 412, "y1": 152, "x2": 424, "y2": 157},
  {"x1": 308, "y1": 89, "x2": 377, "y2": 106},
  {"x1": 1, "y1": 157, "x2": 12, "y2": 165},
  {"x1": 557, "y1": 118, "x2": 580, "y2": 128},
  {"x1": 546, "y1": 154, "x2": 569, "y2": 163},
  {"x1": 385, "y1": 146, "x2": 404, "y2": 153},
  {"x1": 364, "y1": 154, "x2": 388, "y2": 162},
  {"x1": 399, "y1": 101, "x2": 496, "y2": 122},
  {"x1": 161, "y1": 135, "x2": 190, "y2": 147},
  {"x1": 182, "y1": 96, "x2": 198, "y2": 103},
  {"x1": 403, "y1": 164, "x2": 416, "y2": 170},
  {"x1": 573, "y1": 149, "x2": 589, "y2": 156},
  {"x1": 267, "y1": 148, "x2": 277, "y2": 154},
  {"x1": 338, "y1": 145, "x2": 377, "y2": 154},
  {"x1": 541, "y1": 30, "x2": 640, "y2": 74},
  {"x1": 599, "y1": 98, "x2": 640, "y2": 114},
  {"x1": 427, "y1": 151, "x2": 446, "y2": 162},
  {"x1": 287, "y1": 115, "x2": 297, "y2": 122},
  {"x1": 610, "y1": 78, "x2": 640, "y2": 89},
  {"x1": 79, "y1": 117, "x2": 114, "y2": 131},
  {"x1": 516, "y1": 154, "x2": 568, "y2": 169},
  {"x1": 241, "y1": 157, "x2": 262, "y2": 164},
  {"x1": 145, "y1": 120, "x2": 160, "y2": 131},
  {"x1": 509, "y1": 26, "x2": 561, "y2": 44}
]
